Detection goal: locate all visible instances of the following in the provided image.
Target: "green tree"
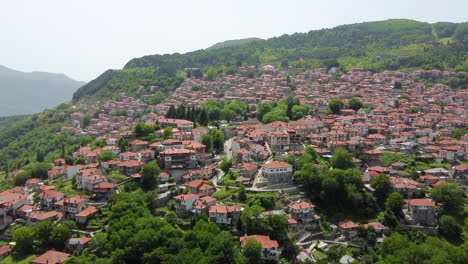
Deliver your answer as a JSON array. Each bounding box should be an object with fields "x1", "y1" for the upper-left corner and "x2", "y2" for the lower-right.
[
  {"x1": 262, "y1": 109, "x2": 289, "y2": 123},
  {"x1": 256, "y1": 101, "x2": 274, "y2": 121},
  {"x1": 201, "y1": 134, "x2": 214, "y2": 152},
  {"x1": 452, "y1": 128, "x2": 467, "y2": 139},
  {"x1": 409, "y1": 106, "x2": 420, "y2": 113},
  {"x1": 347, "y1": 97, "x2": 363, "y2": 111},
  {"x1": 371, "y1": 174, "x2": 393, "y2": 204},
  {"x1": 199, "y1": 109, "x2": 209, "y2": 126},
  {"x1": 211, "y1": 129, "x2": 225, "y2": 151},
  {"x1": 36, "y1": 221, "x2": 54, "y2": 249},
  {"x1": 98, "y1": 150, "x2": 118, "y2": 162},
  {"x1": 163, "y1": 126, "x2": 173, "y2": 139},
  {"x1": 12, "y1": 226, "x2": 36, "y2": 254},
  {"x1": 238, "y1": 185, "x2": 247, "y2": 202},
  {"x1": 135, "y1": 122, "x2": 154, "y2": 138},
  {"x1": 431, "y1": 182, "x2": 464, "y2": 216},
  {"x1": 394, "y1": 81, "x2": 402, "y2": 89},
  {"x1": 382, "y1": 209, "x2": 399, "y2": 228},
  {"x1": 385, "y1": 192, "x2": 405, "y2": 217},
  {"x1": 328, "y1": 98, "x2": 344, "y2": 114},
  {"x1": 30, "y1": 162, "x2": 52, "y2": 179},
  {"x1": 438, "y1": 215, "x2": 461, "y2": 239},
  {"x1": 291, "y1": 104, "x2": 313, "y2": 120},
  {"x1": 141, "y1": 161, "x2": 160, "y2": 190},
  {"x1": 219, "y1": 157, "x2": 233, "y2": 174},
  {"x1": 242, "y1": 238, "x2": 263, "y2": 264},
  {"x1": 80, "y1": 114, "x2": 92, "y2": 128},
  {"x1": 221, "y1": 108, "x2": 236, "y2": 121},
  {"x1": 330, "y1": 147, "x2": 354, "y2": 170},
  {"x1": 50, "y1": 224, "x2": 72, "y2": 250},
  {"x1": 117, "y1": 137, "x2": 129, "y2": 151}
]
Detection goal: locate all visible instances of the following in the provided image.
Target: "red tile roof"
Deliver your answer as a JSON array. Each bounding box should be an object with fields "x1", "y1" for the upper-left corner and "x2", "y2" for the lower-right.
[
  {"x1": 32, "y1": 250, "x2": 70, "y2": 264},
  {"x1": 408, "y1": 199, "x2": 435, "y2": 207},
  {"x1": 338, "y1": 220, "x2": 359, "y2": 229},
  {"x1": 262, "y1": 161, "x2": 292, "y2": 169},
  {"x1": 288, "y1": 201, "x2": 316, "y2": 210},
  {"x1": 76, "y1": 206, "x2": 98, "y2": 217},
  {"x1": 240, "y1": 235, "x2": 279, "y2": 249}
]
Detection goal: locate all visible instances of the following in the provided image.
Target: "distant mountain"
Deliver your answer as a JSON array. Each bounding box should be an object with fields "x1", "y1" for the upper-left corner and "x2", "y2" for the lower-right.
[
  {"x1": 207, "y1": 37, "x2": 263, "y2": 50},
  {"x1": 0, "y1": 65, "x2": 85, "y2": 116}
]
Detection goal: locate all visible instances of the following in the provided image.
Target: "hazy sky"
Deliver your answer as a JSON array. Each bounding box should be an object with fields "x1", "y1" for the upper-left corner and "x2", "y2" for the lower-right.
[{"x1": 1, "y1": 0, "x2": 467, "y2": 82}]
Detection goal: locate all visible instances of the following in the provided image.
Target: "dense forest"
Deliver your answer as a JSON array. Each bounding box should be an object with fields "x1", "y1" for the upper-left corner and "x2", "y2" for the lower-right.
[
  {"x1": 207, "y1": 37, "x2": 264, "y2": 50},
  {"x1": 72, "y1": 67, "x2": 184, "y2": 101},
  {"x1": 124, "y1": 19, "x2": 467, "y2": 72}
]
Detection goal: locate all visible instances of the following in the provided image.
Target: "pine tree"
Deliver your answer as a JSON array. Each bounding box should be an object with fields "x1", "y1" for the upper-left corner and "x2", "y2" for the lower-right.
[
  {"x1": 199, "y1": 109, "x2": 209, "y2": 126},
  {"x1": 166, "y1": 105, "x2": 176, "y2": 118}
]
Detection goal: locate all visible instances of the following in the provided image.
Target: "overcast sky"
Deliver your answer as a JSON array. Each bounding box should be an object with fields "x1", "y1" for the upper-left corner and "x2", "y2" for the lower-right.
[{"x1": 1, "y1": 0, "x2": 467, "y2": 82}]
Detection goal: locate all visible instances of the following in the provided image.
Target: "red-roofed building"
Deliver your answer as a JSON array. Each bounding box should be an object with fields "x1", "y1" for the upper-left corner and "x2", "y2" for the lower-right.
[
  {"x1": 75, "y1": 206, "x2": 98, "y2": 224},
  {"x1": 93, "y1": 182, "x2": 118, "y2": 198},
  {"x1": 27, "y1": 210, "x2": 63, "y2": 224},
  {"x1": 66, "y1": 237, "x2": 92, "y2": 252},
  {"x1": 32, "y1": 250, "x2": 70, "y2": 264},
  {"x1": 60, "y1": 195, "x2": 87, "y2": 218},
  {"x1": 0, "y1": 245, "x2": 12, "y2": 260},
  {"x1": 338, "y1": 220, "x2": 359, "y2": 238},
  {"x1": 364, "y1": 150, "x2": 383, "y2": 166},
  {"x1": 262, "y1": 161, "x2": 293, "y2": 184},
  {"x1": 159, "y1": 149, "x2": 197, "y2": 169},
  {"x1": 288, "y1": 201, "x2": 320, "y2": 228},
  {"x1": 184, "y1": 180, "x2": 215, "y2": 195},
  {"x1": 240, "y1": 235, "x2": 279, "y2": 260},
  {"x1": 192, "y1": 196, "x2": 217, "y2": 214},
  {"x1": 208, "y1": 205, "x2": 243, "y2": 225},
  {"x1": 364, "y1": 222, "x2": 388, "y2": 235},
  {"x1": 118, "y1": 160, "x2": 145, "y2": 175},
  {"x1": 38, "y1": 189, "x2": 64, "y2": 208},
  {"x1": 158, "y1": 117, "x2": 194, "y2": 132},
  {"x1": 129, "y1": 139, "x2": 149, "y2": 152},
  {"x1": 174, "y1": 193, "x2": 202, "y2": 217},
  {"x1": 405, "y1": 199, "x2": 437, "y2": 225}
]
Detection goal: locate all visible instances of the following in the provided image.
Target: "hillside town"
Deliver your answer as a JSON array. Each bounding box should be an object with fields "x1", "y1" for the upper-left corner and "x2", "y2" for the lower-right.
[{"x1": 0, "y1": 64, "x2": 466, "y2": 263}]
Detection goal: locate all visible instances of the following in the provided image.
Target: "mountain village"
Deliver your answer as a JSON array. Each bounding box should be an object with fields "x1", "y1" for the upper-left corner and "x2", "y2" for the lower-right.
[{"x1": 0, "y1": 64, "x2": 466, "y2": 263}]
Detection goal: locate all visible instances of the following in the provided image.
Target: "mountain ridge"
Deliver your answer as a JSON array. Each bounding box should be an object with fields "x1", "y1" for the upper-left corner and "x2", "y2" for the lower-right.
[
  {"x1": 0, "y1": 65, "x2": 86, "y2": 116},
  {"x1": 72, "y1": 19, "x2": 467, "y2": 101},
  {"x1": 207, "y1": 37, "x2": 263, "y2": 50}
]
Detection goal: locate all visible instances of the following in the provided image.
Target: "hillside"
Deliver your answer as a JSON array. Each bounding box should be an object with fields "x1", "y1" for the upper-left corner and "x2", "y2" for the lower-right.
[
  {"x1": 0, "y1": 65, "x2": 85, "y2": 116},
  {"x1": 207, "y1": 37, "x2": 263, "y2": 50},
  {"x1": 71, "y1": 19, "x2": 467, "y2": 101}
]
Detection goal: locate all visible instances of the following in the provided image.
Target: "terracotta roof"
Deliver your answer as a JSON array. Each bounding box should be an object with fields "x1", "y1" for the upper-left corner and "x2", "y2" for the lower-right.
[
  {"x1": 209, "y1": 205, "x2": 242, "y2": 214},
  {"x1": 38, "y1": 189, "x2": 64, "y2": 198},
  {"x1": 408, "y1": 199, "x2": 435, "y2": 207},
  {"x1": 364, "y1": 222, "x2": 388, "y2": 230},
  {"x1": 94, "y1": 182, "x2": 117, "y2": 189},
  {"x1": 63, "y1": 195, "x2": 86, "y2": 204},
  {"x1": 174, "y1": 193, "x2": 201, "y2": 201},
  {"x1": 262, "y1": 161, "x2": 292, "y2": 169},
  {"x1": 0, "y1": 244, "x2": 12, "y2": 256},
  {"x1": 76, "y1": 206, "x2": 98, "y2": 217},
  {"x1": 338, "y1": 220, "x2": 359, "y2": 229},
  {"x1": 288, "y1": 201, "x2": 316, "y2": 210},
  {"x1": 240, "y1": 235, "x2": 279, "y2": 249},
  {"x1": 32, "y1": 250, "x2": 70, "y2": 264}
]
